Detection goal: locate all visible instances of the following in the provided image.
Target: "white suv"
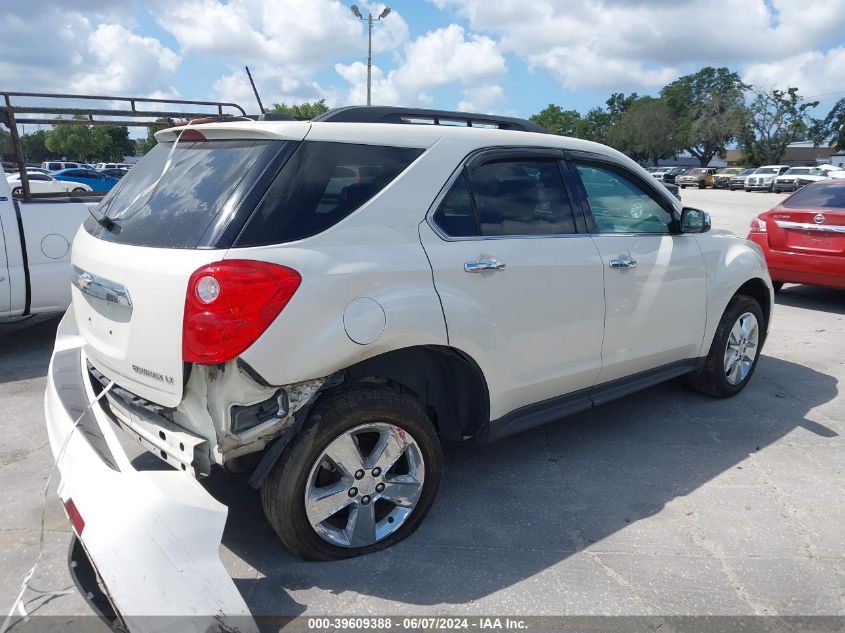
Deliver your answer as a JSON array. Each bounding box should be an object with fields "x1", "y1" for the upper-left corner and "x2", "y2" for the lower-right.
[{"x1": 45, "y1": 107, "x2": 773, "y2": 628}]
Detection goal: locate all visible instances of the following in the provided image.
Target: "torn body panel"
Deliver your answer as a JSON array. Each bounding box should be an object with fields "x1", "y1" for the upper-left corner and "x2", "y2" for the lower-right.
[{"x1": 45, "y1": 310, "x2": 258, "y2": 632}]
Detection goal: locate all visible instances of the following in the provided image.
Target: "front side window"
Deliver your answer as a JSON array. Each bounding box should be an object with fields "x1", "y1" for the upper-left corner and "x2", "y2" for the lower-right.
[
  {"x1": 236, "y1": 142, "x2": 424, "y2": 246},
  {"x1": 574, "y1": 163, "x2": 673, "y2": 234}
]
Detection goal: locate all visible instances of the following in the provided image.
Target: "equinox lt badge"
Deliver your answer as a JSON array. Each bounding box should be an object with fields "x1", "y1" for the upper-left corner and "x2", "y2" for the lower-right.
[{"x1": 132, "y1": 364, "x2": 175, "y2": 385}]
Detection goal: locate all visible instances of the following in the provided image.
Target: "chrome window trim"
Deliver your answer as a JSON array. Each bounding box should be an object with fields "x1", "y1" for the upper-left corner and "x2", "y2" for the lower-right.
[{"x1": 425, "y1": 148, "x2": 585, "y2": 242}]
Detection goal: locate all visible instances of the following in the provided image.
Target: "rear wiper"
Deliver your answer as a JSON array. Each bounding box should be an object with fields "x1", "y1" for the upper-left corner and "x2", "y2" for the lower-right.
[{"x1": 87, "y1": 205, "x2": 120, "y2": 233}]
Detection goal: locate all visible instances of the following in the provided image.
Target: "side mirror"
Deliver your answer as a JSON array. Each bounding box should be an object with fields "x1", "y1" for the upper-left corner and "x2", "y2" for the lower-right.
[{"x1": 680, "y1": 207, "x2": 711, "y2": 233}]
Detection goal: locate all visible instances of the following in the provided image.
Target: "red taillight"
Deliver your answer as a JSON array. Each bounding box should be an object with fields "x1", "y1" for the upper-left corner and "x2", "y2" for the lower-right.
[
  {"x1": 749, "y1": 216, "x2": 768, "y2": 233},
  {"x1": 64, "y1": 498, "x2": 85, "y2": 536},
  {"x1": 183, "y1": 260, "x2": 301, "y2": 364},
  {"x1": 177, "y1": 129, "x2": 206, "y2": 142}
]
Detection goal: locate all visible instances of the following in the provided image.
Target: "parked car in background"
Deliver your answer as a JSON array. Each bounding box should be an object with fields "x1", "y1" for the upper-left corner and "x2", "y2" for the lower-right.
[
  {"x1": 747, "y1": 179, "x2": 845, "y2": 291},
  {"x1": 676, "y1": 167, "x2": 716, "y2": 189},
  {"x1": 745, "y1": 165, "x2": 789, "y2": 192},
  {"x1": 52, "y1": 168, "x2": 120, "y2": 191},
  {"x1": 712, "y1": 167, "x2": 745, "y2": 189},
  {"x1": 652, "y1": 167, "x2": 671, "y2": 179},
  {"x1": 729, "y1": 168, "x2": 756, "y2": 191},
  {"x1": 42, "y1": 160, "x2": 85, "y2": 171},
  {"x1": 772, "y1": 167, "x2": 814, "y2": 193},
  {"x1": 792, "y1": 165, "x2": 840, "y2": 190},
  {"x1": 94, "y1": 162, "x2": 134, "y2": 170},
  {"x1": 6, "y1": 171, "x2": 92, "y2": 196},
  {"x1": 98, "y1": 168, "x2": 129, "y2": 179}
]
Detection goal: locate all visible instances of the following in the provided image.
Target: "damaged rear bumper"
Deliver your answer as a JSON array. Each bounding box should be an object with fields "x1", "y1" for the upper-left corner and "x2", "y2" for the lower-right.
[{"x1": 45, "y1": 310, "x2": 258, "y2": 633}]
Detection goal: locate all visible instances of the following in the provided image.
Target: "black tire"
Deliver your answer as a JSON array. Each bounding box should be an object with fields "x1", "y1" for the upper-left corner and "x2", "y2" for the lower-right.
[
  {"x1": 261, "y1": 385, "x2": 442, "y2": 561},
  {"x1": 744, "y1": 187, "x2": 751, "y2": 192},
  {"x1": 772, "y1": 281, "x2": 784, "y2": 293},
  {"x1": 11, "y1": 186, "x2": 23, "y2": 197},
  {"x1": 72, "y1": 187, "x2": 86, "y2": 193},
  {"x1": 698, "y1": 181, "x2": 705, "y2": 189},
  {"x1": 680, "y1": 185, "x2": 686, "y2": 189},
  {"x1": 688, "y1": 294, "x2": 765, "y2": 398}
]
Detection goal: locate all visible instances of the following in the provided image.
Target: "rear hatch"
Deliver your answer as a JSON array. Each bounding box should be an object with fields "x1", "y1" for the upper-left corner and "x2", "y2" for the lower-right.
[
  {"x1": 71, "y1": 125, "x2": 306, "y2": 406},
  {"x1": 764, "y1": 181, "x2": 845, "y2": 258}
]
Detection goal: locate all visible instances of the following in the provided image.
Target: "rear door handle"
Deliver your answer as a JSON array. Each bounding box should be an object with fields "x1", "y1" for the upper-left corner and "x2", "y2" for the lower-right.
[
  {"x1": 608, "y1": 258, "x2": 637, "y2": 270},
  {"x1": 464, "y1": 259, "x2": 506, "y2": 273}
]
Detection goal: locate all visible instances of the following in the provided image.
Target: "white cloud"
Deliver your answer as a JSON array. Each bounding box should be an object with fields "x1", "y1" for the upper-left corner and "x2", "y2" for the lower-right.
[
  {"x1": 458, "y1": 84, "x2": 505, "y2": 112},
  {"x1": 432, "y1": 0, "x2": 845, "y2": 91},
  {"x1": 0, "y1": 4, "x2": 181, "y2": 97},
  {"x1": 335, "y1": 24, "x2": 507, "y2": 106},
  {"x1": 743, "y1": 47, "x2": 845, "y2": 103}
]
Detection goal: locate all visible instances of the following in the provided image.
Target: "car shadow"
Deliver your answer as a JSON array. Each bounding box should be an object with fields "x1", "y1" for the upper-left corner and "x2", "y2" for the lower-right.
[
  {"x1": 206, "y1": 354, "x2": 838, "y2": 625},
  {"x1": 0, "y1": 314, "x2": 61, "y2": 383},
  {"x1": 774, "y1": 284, "x2": 845, "y2": 315}
]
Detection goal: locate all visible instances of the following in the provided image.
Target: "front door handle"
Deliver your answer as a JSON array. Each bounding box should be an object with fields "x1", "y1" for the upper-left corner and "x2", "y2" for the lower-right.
[
  {"x1": 464, "y1": 259, "x2": 506, "y2": 273},
  {"x1": 609, "y1": 257, "x2": 637, "y2": 270}
]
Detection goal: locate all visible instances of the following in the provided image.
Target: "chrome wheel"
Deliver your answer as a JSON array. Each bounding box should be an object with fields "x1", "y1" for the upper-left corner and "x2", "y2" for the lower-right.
[
  {"x1": 724, "y1": 312, "x2": 759, "y2": 386},
  {"x1": 304, "y1": 422, "x2": 425, "y2": 548}
]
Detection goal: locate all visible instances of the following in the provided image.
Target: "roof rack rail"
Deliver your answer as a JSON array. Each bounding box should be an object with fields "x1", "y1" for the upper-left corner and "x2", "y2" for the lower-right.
[{"x1": 312, "y1": 106, "x2": 548, "y2": 134}]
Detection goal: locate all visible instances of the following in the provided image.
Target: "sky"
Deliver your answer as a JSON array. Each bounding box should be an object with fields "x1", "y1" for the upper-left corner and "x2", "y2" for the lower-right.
[{"x1": 2, "y1": 0, "x2": 845, "y2": 128}]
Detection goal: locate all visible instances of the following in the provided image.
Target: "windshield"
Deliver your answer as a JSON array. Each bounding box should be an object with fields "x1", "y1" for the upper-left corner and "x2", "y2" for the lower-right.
[
  {"x1": 689, "y1": 168, "x2": 707, "y2": 175},
  {"x1": 756, "y1": 167, "x2": 779, "y2": 174},
  {"x1": 785, "y1": 168, "x2": 811, "y2": 175},
  {"x1": 86, "y1": 139, "x2": 280, "y2": 248},
  {"x1": 784, "y1": 182, "x2": 845, "y2": 209}
]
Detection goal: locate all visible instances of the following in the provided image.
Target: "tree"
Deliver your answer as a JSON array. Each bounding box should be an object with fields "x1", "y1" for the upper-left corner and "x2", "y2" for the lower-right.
[
  {"x1": 745, "y1": 87, "x2": 818, "y2": 164},
  {"x1": 267, "y1": 99, "x2": 330, "y2": 119},
  {"x1": 813, "y1": 97, "x2": 845, "y2": 151},
  {"x1": 0, "y1": 126, "x2": 11, "y2": 160},
  {"x1": 103, "y1": 126, "x2": 135, "y2": 161},
  {"x1": 661, "y1": 67, "x2": 748, "y2": 166},
  {"x1": 530, "y1": 105, "x2": 582, "y2": 136},
  {"x1": 137, "y1": 118, "x2": 175, "y2": 155},
  {"x1": 45, "y1": 116, "x2": 111, "y2": 160},
  {"x1": 20, "y1": 129, "x2": 50, "y2": 163},
  {"x1": 607, "y1": 97, "x2": 677, "y2": 165},
  {"x1": 578, "y1": 106, "x2": 612, "y2": 144}
]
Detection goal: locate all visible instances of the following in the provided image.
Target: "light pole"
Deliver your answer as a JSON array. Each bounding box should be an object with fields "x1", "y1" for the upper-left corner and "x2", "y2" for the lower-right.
[{"x1": 350, "y1": 5, "x2": 391, "y2": 106}]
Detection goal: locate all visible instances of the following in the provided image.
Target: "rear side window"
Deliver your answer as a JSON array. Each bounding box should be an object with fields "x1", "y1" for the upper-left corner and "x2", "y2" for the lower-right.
[
  {"x1": 432, "y1": 158, "x2": 577, "y2": 237},
  {"x1": 236, "y1": 142, "x2": 423, "y2": 246},
  {"x1": 86, "y1": 139, "x2": 279, "y2": 248},
  {"x1": 471, "y1": 160, "x2": 576, "y2": 236}
]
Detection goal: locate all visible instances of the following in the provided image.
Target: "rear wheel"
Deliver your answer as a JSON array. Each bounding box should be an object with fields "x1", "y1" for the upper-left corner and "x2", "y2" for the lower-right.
[
  {"x1": 689, "y1": 294, "x2": 764, "y2": 398},
  {"x1": 261, "y1": 385, "x2": 442, "y2": 560},
  {"x1": 11, "y1": 186, "x2": 23, "y2": 197},
  {"x1": 72, "y1": 187, "x2": 86, "y2": 193}
]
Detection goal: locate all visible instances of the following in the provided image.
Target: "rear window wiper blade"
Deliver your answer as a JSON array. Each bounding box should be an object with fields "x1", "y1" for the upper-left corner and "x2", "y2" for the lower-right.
[{"x1": 87, "y1": 205, "x2": 120, "y2": 233}]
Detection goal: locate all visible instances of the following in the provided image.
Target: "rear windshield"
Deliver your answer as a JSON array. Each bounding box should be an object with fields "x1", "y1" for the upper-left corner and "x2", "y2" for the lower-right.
[
  {"x1": 85, "y1": 139, "x2": 278, "y2": 248},
  {"x1": 784, "y1": 182, "x2": 845, "y2": 209},
  {"x1": 235, "y1": 141, "x2": 424, "y2": 246}
]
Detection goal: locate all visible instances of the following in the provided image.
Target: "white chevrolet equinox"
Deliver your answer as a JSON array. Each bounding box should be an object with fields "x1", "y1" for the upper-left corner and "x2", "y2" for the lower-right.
[{"x1": 45, "y1": 107, "x2": 773, "y2": 628}]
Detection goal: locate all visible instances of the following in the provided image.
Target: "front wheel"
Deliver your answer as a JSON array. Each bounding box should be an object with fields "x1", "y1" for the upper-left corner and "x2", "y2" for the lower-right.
[
  {"x1": 261, "y1": 385, "x2": 442, "y2": 560},
  {"x1": 698, "y1": 181, "x2": 706, "y2": 189},
  {"x1": 688, "y1": 294, "x2": 764, "y2": 398},
  {"x1": 72, "y1": 187, "x2": 86, "y2": 193},
  {"x1": 11, "y1": 186, "x2": 23, "y2": 197}
]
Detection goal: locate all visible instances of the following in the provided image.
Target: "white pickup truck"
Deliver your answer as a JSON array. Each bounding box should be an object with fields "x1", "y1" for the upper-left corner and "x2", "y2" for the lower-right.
[{"x1": 0, "y1": 165, "x2": 92, "y2": 320}]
